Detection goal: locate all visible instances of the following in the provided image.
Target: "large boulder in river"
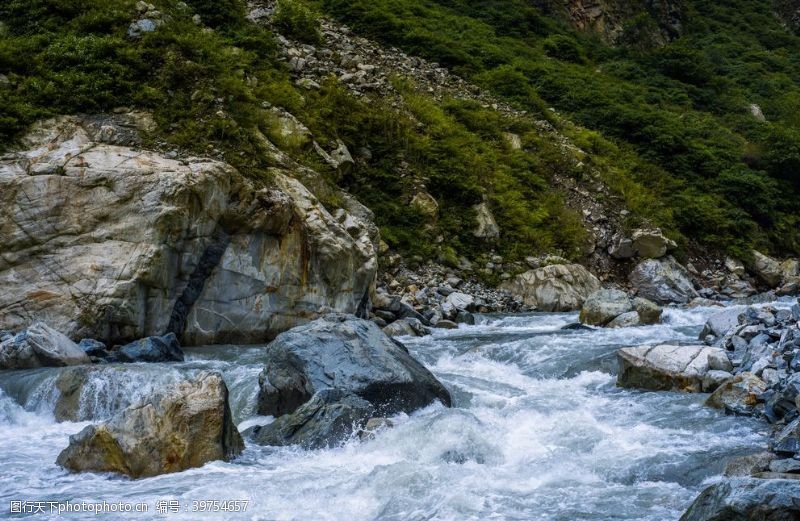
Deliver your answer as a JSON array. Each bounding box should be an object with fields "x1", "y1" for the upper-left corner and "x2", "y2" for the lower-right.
[
  {"x1": 0, "y1": 114, "x2": 376, "y2": 346},
  {"x1": 116, "y1": 333, "x2": 184, "y2": 363},
  {"x1": 246, "y1": 389, "x2": 375, "y2": 449},
  {"x1": 0, "y1": 322, "x2": 89, "y2": 369},
  {"x1": 706, "y1": 373, "x2": 767, "y2": 416},
  {"x1": 679, "y1": 478, "x2": 800, "y2": 521},
  {"x1": 257, "y1": 314, "x2": 451, "y2": 417},
  {"x1": 617, "y1": 344, "x2": 729, "y2": 392},
  {"x1": 580, "y1": 289, "x2": 633, "y2": 326},
  {"x1": 56, "y1": 371, "x2": 242, "y2": 478},
  {"x1": 500, "y1": 264, "x2": 601, "y2": 311},
  {"x1": 629, "y1": 257, "x2": 698, "y2": 304}
]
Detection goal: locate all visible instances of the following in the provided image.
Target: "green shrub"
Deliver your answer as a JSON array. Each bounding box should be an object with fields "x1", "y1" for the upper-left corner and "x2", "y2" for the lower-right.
[
  {"x1": 274, "y1": 0, "x2": 323, "y2": 44},
  {"x1": 542, "y1": 35, "x2": 585, "y2": 63}
]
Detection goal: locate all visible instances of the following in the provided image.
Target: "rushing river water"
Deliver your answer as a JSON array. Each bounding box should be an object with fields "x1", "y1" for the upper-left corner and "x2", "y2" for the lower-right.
[{"x1": 0, "y1": 303, "x2": 780, "y2": 520}]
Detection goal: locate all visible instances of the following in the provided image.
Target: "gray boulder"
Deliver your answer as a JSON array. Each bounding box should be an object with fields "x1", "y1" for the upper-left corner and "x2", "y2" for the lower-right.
[
  {"x1": 246, "y1": 390, "x2": 374, "y2": 449},
  {"x1": 630, "y1": 228, "x2": 676, "y2": 259},
  {"x1": 382, "y1": 318, "x2": 430, "y2": 337},
  {"x1": 679, "y1": 478, "x2": 800, "y2": 521},
  {"x1": 0, "y1": 322, "x2": 89, "y2": 369},
  {"x1": 700, "y1": 309, "x2": 743, "y2": 343},
  {"x1": 56, "y1": 372, "x2": 243, "y2": 478},
  {"x1": 629, "y1": 257, "x2": 698, "y2": 304},
  {"x1": 257, "y1": 314, "x2": 451, "y2": 417},
  {"x1": 580, "y1": 289, "x2": 633, "y2": 326},
  {"x1": 617, "y1": 344, "x2": 727, "y2": 392},
  {"x1": 500, "y1": 264, "x2": 601, "y2": 312},
  {"x1": 608, "y1": 311, "x2": 642, "y2": 328},
  {"x1": 117, "y1": 333, "x2": 184, "y2": 363},
  {"x1": 751, "y1": 250, "x2": 783, "y2": 287},
  {"x1": 633, "y1": 297, "x2": 663, "y2": 325}
]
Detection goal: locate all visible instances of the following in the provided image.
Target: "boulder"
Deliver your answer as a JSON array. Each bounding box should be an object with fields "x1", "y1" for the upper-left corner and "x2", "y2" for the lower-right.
[
  {"x1": 382, "y1": 318, "x2": 430, "y2": 337},
  {"x1": 723, "y1": 452, "x2": 776, "y2": 477},
  {"x1": 579, "y1": 289, "x2": 633, "y2": 326},
  {"x1": 257, "y1": 314, "x2": 451, "y2": 417},
  {"x1": 0, "y1": 115, "x2": 376, "y2": 346},
  {"x1": 117, "y1": 333, "x2": 184, "y2": 363},
  {"x1": 751, "y1": 250, "x2": 783, "y2": 287},
  {"x1": 629, "y1": 257, "x2": 698, "y2": 304},
  {"x1": 633, "y1": 297, "x2": 663, "y2": 325},
  {"x1": 246, "y1": 390, "x2": 374, "y2": 449},
  {"x1": 617, "y1": 344, "x2": 727, "y2": 392},
  {"x1": 472, "y1": 202, "x2": 500, "y2": 241},
  {"x1": 630, "y1": 228, "x2": 676, "y2": 259},
  {"x1": 500, "y1": 264, "x2": 601, "y2": 312},
  {"x1": 56, "y1": 372, "x2": 243, "y2": 478},
  {"x1": 0, "y1": 322, "x2": 89, "y2": 369},
  {"x1": 679, "y1": 478, "x2": 800, "y2": 521},
  {"x1": 705, "y1": 373, "x2": 767, "y2": 416},
  {"x1": 607, "y1": 311, "x2": 642, "y2": 328},
  {"x1": 608, "y1": 232, "x2": 634, "y2": 259},
  {"x1": 700, "y1": 309, "x2": 742, "y2": 342},
  {"x1": 410, "y1": 191, "x2": 439, "y2": 222},
  {"x1": 442, "y1": 292, "x2": 475, "y2": 318}
]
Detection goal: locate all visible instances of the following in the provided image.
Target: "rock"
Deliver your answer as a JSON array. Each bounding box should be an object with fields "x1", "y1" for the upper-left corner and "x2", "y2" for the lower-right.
[
  {"x1": 607, "y1": 311, "x2": 642, "y2": 328},
  {"x1": 78, "y1": 339, "x2": 107, "y2": 357},
  {"x1": 700, "y1": 309, "x2": 742, "y2": 342},
  {"x1": 358, "y1": 417, "x2": 394, "y2": 440},
  {"x1": 629, "y1": 257, "x2": 698, "y2": 304},
  {"x1": 616, "y1": 344, "x2": 726, "y2": 392},
  {"x1": 751, "y1": 250, "x2": 783, "y2": 287},
  {"x1": 630, "y1": 228, "x2": 676, "y2": 259},
  {"x1": 679, "y1": 478, "x2": 800, "y2": 521},
  {"x1": 0, "y1": 115, "x2": 376, "y2": 346},
  {"x1": 723, "y1": 452, "x2": 776, "y2": 477},
  {"x1": 257, "y1": 314, "x2": 451, "y2": 417},
  {"x1": 117, "y1": 333, "x2": 184, "y2": 363},
  {"x1": 705, "y1": 373, "x2": 767, "y2": 416},
  {"x1": 455, "y1": 310, "x2": 476, "y2": 325},
  {"x1": 56, "y1": 372, "x2": 243, "y2": 478},
  {"x1": 442, "y1": 292, "x2": 474, "y2": 319},
  {"x1": 608, "y1": 232, "x2": 634, "y2": 259},
  {"x1": 561, "y1": 322, "x2": 594, "y2": 331},
  {"x1": 708, "y1": 350, "x2": 734, "y2": 372},
  {"x1": 500, "y1": 264, "x2": 601, "y2": 312},
  {"x1": 773, "y1": 418, "x2": 800, "y2": 456},
  {"x1": 770, "y1": 459, "x2": 800, "y2": 474},
  {"x1": 246, "y1": 390, "x2": 374, "y2": 449},
  {"x1": 633, "y1": 297, "x2": 662, "y2": 325},
  {"x1": 472, "y1": 202, "x2": 500, "y2": 241},
  {"x1": 434, "y1": 320, "x2": 458, "y2": 329},
  {"x1": 580, "y1": 289, "x2": 633, "y2": 326},
  {"x1": 382, "y1": 318, "x2": 430, "y2": 337},
  {"x1": 725, "y1": 257, "x2": 746, "y2": 277},
  {"x1": 703, "y1": 370, "x2": 733, "y2": 392},
  {"x1": 127, "y1": 19, "x2": 158, "y2": 39},
  {"x1": 0, "y1": 322, "x2": 89, "y2": 369}
]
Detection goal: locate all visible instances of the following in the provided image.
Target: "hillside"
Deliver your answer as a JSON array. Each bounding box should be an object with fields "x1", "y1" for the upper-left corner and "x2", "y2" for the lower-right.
[{"x1": 2, "y1": 0, "x2": 800, "y2": 273}]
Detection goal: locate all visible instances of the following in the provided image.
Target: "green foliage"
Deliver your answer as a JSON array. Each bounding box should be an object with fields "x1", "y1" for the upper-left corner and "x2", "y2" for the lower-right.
[
  {"x1": 274, "y1": 0, "x2": 323, "y2": 45},
  {"x1": 543, "y1": 35, "x2": 585, "y2": 63}
]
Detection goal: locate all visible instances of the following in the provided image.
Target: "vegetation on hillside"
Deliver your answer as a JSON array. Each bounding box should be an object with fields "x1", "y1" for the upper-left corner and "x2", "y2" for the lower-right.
[
  {"x1": 317, "y1": 0, "x2": 800, "y2": 258},
  {"x1": 1, "y1": 0, "x2": 799, "y2": 266}
]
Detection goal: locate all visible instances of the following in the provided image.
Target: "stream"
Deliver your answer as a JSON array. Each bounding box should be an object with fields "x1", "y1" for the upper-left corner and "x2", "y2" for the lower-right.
[{"x1": 0, "y1": 303, "x2": 777, "y2": 520}]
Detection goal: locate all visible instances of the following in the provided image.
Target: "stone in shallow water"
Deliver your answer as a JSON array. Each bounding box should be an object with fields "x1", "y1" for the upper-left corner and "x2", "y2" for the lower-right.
[
  {"x1": 616, "y1": 344, "x2": 724, "y2": 392},
  {"x1": 579, "y1": 289, "x2": 632, "y2": 326},
  {"x1": 117, "y1": 333, "x2": 184, "y2": 363},
  {"x1": 56, "y1": 371, "x2": 242, "y2": 478},
  {"x1": 257, "y1": 314, "x2": 451, "y2": 417},
  {"x1": 705, "y1": 373, "x2": 767, "y2": 416},
  {"x1": 679, "y1": 478, "x2": 800, "y2": 521}
]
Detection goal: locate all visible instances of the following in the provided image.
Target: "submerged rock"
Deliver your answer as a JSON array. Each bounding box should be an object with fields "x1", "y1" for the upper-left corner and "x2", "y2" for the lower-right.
[
  {"x1": 257, "y1": 314, "x2": 451, "y2": 417},
  {"x1": 246, "y1": 389, "x2": 375, "y2": 449},
  {"x1": 500, "y1": 264, "x2": 601, "y2": 312},
  {"x1": 679, "y1": 478, "x2": 800, "y2": 520},
  {"x1": 617, "y1": 344, "x2": 727, "y2": 392},
  {"x1": 0, "y1": 322, "x2": 89, "y2": 369},
  {"x1": 56, "y1": 372, "x2": 242, "y2": 478}
]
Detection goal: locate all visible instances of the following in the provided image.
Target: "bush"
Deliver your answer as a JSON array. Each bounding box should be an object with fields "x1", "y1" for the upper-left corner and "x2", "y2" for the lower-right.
[
  {"x1": 542, "y1": 35, "x2": 585, "y2": 63},
  {"x1": 274, "y1": 0, "x2": 323, "y2": 45}
]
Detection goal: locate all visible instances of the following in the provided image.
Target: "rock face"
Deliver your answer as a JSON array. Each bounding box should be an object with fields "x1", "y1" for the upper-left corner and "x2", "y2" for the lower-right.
[
  {"x1": 246, "y1": 389, "x2": 375, "y2": 449},
  {"x1": 0, "y1": 114, "x2": 376, "y2": 346},
  {"x1": 629, "y1": 257, "x2": 698, "y2": 304},
  {"x1": 56, "y1": 372, "x2": 243, "y2": 478},
  {"x1": 257, "y1": 314, "x2": 451, "y2": 417},
  {"x1": 500, "y1": 264, "x2": 601, "y2": 311},
  {"x1": 0, "y1": 322, "x2": 89, "y2": 369},
  {"x1": 617, "y1": 344, "x2": 729, "y2": 392},
  {"x1": 679, "y1": 478, "x2": 800, "y2": 521}
]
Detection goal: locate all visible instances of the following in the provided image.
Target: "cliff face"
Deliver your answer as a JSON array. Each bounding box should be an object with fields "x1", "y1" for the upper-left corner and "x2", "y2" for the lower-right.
[
  {"x1": 0, "y1": 113, "x2": 376, "y2": 345},
  {"x1": 536, "y1": 0, "x2": 684, "y2": 43}
]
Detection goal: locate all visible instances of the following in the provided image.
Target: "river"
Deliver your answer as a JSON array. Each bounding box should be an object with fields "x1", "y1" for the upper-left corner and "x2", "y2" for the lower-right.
[{"x1": 0, "y1": 303, "x2": 777, "y2": 520}]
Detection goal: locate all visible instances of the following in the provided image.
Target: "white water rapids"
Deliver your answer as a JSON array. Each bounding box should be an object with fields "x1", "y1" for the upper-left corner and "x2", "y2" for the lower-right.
[{"x1": 0, "y1": 303, "x2": 784, "y2": 520}]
